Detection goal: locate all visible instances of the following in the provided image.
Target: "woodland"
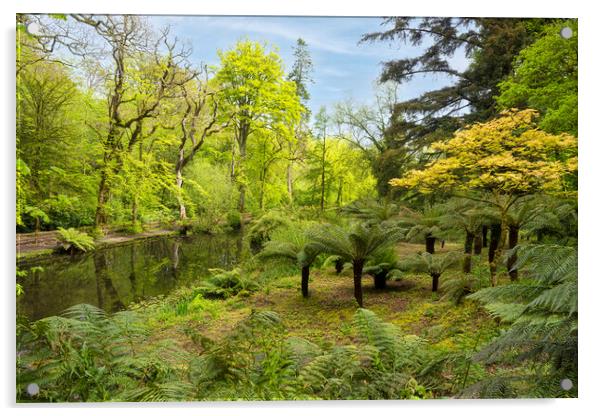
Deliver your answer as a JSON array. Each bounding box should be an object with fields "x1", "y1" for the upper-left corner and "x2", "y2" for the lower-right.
[{"x1": 16, "y1": 15, "x2": 577, "y2": 401}]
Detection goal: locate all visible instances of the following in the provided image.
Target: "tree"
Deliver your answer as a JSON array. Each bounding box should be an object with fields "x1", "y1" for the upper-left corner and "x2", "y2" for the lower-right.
[
  {"x1": 497, "y1": 20, "x2": 577, "y2": 136},
  {"x1": 399, "y1": 252, "x2": 461, "y2": 292},
  {"x1": 307, "y1": 223, "x2": 404, "y2": 307},
  {"x1": 175, "y1": 68, "x2": 227, "y2": 220},
  {"x1": 398, "y1": 205, "x2": 445, "y2": 254},
  {"x1": 314, "y1": 107, "x2": 329, "y2": 212},
  {"x1": 467, "y1": 244, "x2": 577, "y2": 397},
  {"x1": 258, "y1": 231, "x2": 321, "y2": 298},
  {"x1": 391, "y1": 109, "x2": 577, "y2": 285},
  {"x1": 287, "y1": 38, "x2": 313, "y2": 109},
  {"x1": 363, "y1": 247, "x2": 403, "y2": 289},
  {"x1": 215, "y1": 40, "x2": 302, "y2": 213},
  {"x1": 71, "y1": 15, "x2": 195, "y2": 229},
  {"x1": 440, "y1": 199, "x2": 485, "y2": 273},
  {"x1": 361, "y1": 18, "x2": 551, "y2": 149},
  {"x1": 333, "y1": 83, "x2": 402, "y2": 196},
  {"x1": 285, "y1": 38, "x2": 314, "y2": 205}
]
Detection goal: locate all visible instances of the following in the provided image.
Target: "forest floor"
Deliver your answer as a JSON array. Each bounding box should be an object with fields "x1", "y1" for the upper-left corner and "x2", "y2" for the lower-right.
[
  {"x1": 16, "y1": 225, "x2": 177, "y2": 258},
  {"x1": 140, "y1": 241, "x2": 500, "y2": 394}
]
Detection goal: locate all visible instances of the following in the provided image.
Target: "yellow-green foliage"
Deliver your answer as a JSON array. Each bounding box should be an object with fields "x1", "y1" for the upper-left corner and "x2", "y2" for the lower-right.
[{"x1": 391, "y1": 109, "x2": 577, "y2": 195}]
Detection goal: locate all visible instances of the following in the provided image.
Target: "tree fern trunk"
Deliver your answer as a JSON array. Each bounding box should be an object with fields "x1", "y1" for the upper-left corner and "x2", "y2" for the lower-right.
[
  {"x1": 335, "y1": 258, "x2": 344, "y2": 274},
  {"x1": 301, "y1": 265, "x2": 310, "y2": 298},
  {"x1": 507, "y1": 225, "x2": 519, "y2": 281},
  {"x1": 463, "y1": 231, "x2": 475, "y2": 273},
  {"x1": 488, "y1": 222, "x2": 504, "y2": 287},
  {"x1": 473, "y1": 233, "x2": 483, "y2": 255},
  {"x1": 488, "y1": 224, "x2": 501, "y2": 263},
  {"x1": 353, "y1": 260, "x2": 364, "y2": 307},
  {"x1": 373, "y1": 273, "x2": 387, "y2": 289},
  {"x1": 426, "y1": 235, "x2": 436, "y2": 254},
  {"x1": 482, "y1": 225, "x2": 488, "y2": 248},
  {"x1": 431, "y1": 273, "x2": 441, "y2": 292}
]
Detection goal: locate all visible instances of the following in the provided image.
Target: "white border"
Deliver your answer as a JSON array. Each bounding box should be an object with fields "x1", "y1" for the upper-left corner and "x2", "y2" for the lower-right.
[{"x1": 2, "y1": 1, "x2": 601, "y2": 416}]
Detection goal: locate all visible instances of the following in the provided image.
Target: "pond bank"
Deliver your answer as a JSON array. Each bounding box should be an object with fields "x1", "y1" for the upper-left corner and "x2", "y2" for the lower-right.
[{"x1": 16, "y1": 226, "x2": 179, "y2": 259}]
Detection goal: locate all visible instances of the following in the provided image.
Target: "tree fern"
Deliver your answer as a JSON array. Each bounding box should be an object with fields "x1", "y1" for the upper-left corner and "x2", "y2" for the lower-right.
[
  {"x1": 56, "y1": 227, "x2": 95, "y2": 254},
  {"x1": 465, "y1": 244, "x2": 577, "y2": 398}
]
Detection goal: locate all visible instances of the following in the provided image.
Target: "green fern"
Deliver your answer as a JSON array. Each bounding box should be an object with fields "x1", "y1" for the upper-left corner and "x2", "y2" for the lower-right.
[
  {"x1": 465, "y1": 244, "x2": 578, "y2": 398},
  {"x1": 56, "y1": 227, "x2": 95, "y2": 254}
]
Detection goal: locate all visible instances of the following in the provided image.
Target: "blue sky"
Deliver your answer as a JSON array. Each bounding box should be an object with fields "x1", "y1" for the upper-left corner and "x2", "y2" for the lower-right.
[{"x1": 149, "y1": 16, "x2": 470, "y2": 118}]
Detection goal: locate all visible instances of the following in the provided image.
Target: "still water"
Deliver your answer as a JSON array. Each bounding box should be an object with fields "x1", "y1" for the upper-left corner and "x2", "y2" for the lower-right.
[{"x1": 17, "y1": 233, "x2": 246, "y2": 320}]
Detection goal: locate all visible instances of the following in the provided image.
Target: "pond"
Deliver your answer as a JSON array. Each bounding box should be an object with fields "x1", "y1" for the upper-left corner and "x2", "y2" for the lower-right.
[{"x1": 17, "y1": 232, "x2": 247, "y2": 321}]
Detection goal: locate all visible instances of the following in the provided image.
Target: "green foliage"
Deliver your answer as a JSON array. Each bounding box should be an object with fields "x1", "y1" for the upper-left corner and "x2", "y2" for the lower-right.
[
  {"x1": 298, "y1": 309, "x2": 430, "y2": 399},
  {"x1": 441, "y1": 265, "x2": 490, "y2": 306},
  {"x1": 187, "y1": 308, "x2": 430, "y2": 400},
  {"x1": 56, "y1": 227, "x2": 95, "y2": 254},
  {"x1": 497, "y1": 20, "x2": 578, "y2": 135},
  {"x1": 341, "y1": 199, "x2": 400, "y2": 225},
  {"x1": 466, "y1": 244, "x2": 577, "y2": 397},
  {"x1": 307, "y1": 222, "x2": 404, "y2": 264},
  {"x1": 17, "y1": 304, "x2": 193, "y2": 402},
  {"x1": 363, "y1": 247, "x2": 404, "y2": 283},
  {"x1": 194, "y1": 268, "x2": 260, "y2": 299},
  {"x1": 399, "y1": 205, "x2": 446, "y2": 244},
  {"x1": 247, "y1": 211, "x2": 291, "y2": 252}
]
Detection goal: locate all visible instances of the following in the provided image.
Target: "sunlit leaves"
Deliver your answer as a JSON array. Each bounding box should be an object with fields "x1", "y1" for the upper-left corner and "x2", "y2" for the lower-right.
[{"x1": 390, "y1": 109, "x2": 577, "y2": 196}]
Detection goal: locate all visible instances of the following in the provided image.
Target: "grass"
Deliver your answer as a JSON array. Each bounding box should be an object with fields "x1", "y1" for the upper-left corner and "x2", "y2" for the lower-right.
[{"x1": 140, "y1": 241, "x2": 499, "y2": 365}]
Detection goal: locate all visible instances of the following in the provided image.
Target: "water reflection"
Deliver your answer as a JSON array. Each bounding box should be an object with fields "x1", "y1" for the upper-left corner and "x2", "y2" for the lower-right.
[{"x1": 17, "y1": 232, "x2": 246, "y2": 320}]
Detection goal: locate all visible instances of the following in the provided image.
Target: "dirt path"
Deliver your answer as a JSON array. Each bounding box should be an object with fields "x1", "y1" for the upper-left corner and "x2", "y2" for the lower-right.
[{"x1": 17, "y1": 226, "x2": 177, "y2": 257}]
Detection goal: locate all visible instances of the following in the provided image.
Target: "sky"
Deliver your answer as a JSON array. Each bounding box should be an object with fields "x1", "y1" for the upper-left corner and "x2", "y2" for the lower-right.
[{"x1": 146, "y1": 16, "x2": 471, "y2": 119}]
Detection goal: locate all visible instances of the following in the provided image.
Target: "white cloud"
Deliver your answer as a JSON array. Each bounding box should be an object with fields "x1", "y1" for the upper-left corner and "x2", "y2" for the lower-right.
[{"x1": 199, "y1": 17, "x2": 366, "y2": 55}]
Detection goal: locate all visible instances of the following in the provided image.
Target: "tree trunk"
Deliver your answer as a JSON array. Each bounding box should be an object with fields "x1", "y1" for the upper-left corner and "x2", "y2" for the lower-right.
[
  {"x1": 176, "y1": 151, "x2": 187, "y2": 220},
  {"x1": 373, "y1": 273, "x2": 387, "y2": 290},
  {"x1": 301, "y1": 265, "x2": 310, "y2": 298},
  {"x1": 95, "y1": 171, "x2": 110, "y2": 228},
  {"x1": 426, "y1": 235, "x2": 436, "y2": 254},
  {"x1": 320, "y1": 132, "x2": 326, "y2": 212},
  {"x1": 335, "y1": 258, "x2": 344, "y2": 274},
  {"x1": 463, "y1": 231, "x2": 475, "y2": 273},
  {"x1": 286, "y1": 163, "x2": 294, "y2": 205},
  {"x1": 237, "y1": 124, "x2": 249, "y2": 213},
  {"x1": 488, "y1": 222, "x2": 505, "y2": 287},
  {"x1": 131, "y1": 195, "x2": 138, "y2": 227},
  {"x1": 488, "y1": 224, "x2": 501, "y2": 263},
  {"x1": 352, "y1": 260, "x2": 364, "y2": 307},
  {"x1": 431, "y1": 273, "x2": 441, "y2": 292},
  {"x1": 482, "y1": 225, "x2": 488, "y2": 248},
  {"x1": 507, "y1": 225, "x2": 520, "y2": 281},
  {"x1": 336, "y1": 178, "x2": 343, "y2": 207},
  {"x1": 473, "y1": 233, "x2": 483, "y2": 255}
]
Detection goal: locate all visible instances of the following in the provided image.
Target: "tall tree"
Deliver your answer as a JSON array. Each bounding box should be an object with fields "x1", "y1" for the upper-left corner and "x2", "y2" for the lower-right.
[
  {"x1": 286, "y1": 38, "x2": 314, "y2": 204},
  {"x1": 215, "y1": 40, "x2": 302, "y2": 213},
  {"x1": 287, "y1": 38, "x2": 313, "y2": 108},
  {"x1": 71, "y1": 15, "x2": 194, "y2": 229},
  {"x1": 314, "y1": 107, "x2": 329, "y2": 212},
  {"x1": 361, "y1": 18, "x2": 551, "y2": 152},
  {"x1": 175, "y1": 67, "x2": 227, "y2": 220}
]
